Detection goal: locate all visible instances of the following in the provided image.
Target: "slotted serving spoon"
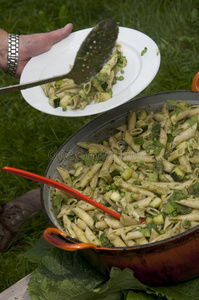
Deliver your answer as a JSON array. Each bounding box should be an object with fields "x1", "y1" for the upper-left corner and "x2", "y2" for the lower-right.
[
  {"x1": 2, "y1": 166, "x2": 121, "y2": 220},
  {"x1": 0, "y1": 19, "x2": 118, "y2": 95}
]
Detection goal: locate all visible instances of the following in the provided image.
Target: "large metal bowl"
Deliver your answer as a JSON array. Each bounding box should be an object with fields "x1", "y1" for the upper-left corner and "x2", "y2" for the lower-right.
[{"x1": 41, "y1": 90, "x2": 199, "y2": 286}]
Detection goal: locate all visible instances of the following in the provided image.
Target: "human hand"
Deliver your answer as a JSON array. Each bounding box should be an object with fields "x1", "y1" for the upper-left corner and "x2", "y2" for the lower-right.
[{"x1": 0, "y1": 23, "x2": 73, "y2": 78}]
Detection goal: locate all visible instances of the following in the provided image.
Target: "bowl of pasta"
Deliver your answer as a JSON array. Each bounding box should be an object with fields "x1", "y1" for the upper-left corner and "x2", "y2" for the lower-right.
[{"x1": 42, "y1": 90, "x2": 199, "y2": 286}]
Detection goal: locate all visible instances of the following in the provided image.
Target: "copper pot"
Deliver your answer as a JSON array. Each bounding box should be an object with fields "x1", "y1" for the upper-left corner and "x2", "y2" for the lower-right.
[{"x1": 42, "y1": 91, "x2": 199, "y2": 286}]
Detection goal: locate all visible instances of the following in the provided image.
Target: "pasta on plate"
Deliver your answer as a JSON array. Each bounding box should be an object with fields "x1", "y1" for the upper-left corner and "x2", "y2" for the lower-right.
[
  {"x1": 52, "y1": 99, "x2": 199, "y2": 247},
  {"x1": 42, "y1": 43, "x2": 127, "y2": 111}
]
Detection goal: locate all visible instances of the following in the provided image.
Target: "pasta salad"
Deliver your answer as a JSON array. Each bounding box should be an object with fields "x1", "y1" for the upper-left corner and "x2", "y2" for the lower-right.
[
  {"x1": 52, "y1": 100, "x2": 199, "y2": 247},
  {"x1": 42, "y1": 43, "x2": 127, "y2": 111}
]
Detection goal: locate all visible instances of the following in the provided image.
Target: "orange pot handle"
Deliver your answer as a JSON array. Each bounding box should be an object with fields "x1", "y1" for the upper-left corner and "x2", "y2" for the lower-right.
[
  {"x1": 43, "y1": 227, "x2": 98, "y2": 251},
  {"x1": 192, "y1": 72, "x2": 199, "y2": 92}
]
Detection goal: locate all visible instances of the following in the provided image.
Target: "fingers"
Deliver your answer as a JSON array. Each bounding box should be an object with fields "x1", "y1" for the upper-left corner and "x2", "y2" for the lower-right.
[
  {"x1": 29, "y1": 23, "x2": 74, "y2": 54},
  {"x1": 19, "y1": 23, "x2": 73, "y2": 58},
  {"x1": 47, "y1": 23, "x2": 73, "y2": 46},
  {"x1": 16, "y1": 23, "x2": 73, "y2": 77}
]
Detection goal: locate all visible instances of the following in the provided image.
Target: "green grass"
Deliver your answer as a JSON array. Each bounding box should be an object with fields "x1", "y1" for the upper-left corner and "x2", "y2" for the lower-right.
[{"x1": 0, "y1": 0, "x2": 199, "y2": 293}]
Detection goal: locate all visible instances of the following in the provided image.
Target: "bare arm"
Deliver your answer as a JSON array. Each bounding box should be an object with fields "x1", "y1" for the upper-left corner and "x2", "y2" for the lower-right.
[
  {"x1": 0, "y1": 23, "x2": 73, "y2": 77},
  {"x1": 0, "y1": 28, "x2": 8, "y2": 70}
]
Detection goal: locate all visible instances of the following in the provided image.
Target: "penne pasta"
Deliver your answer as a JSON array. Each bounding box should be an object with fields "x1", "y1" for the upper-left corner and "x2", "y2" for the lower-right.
[
  {"x1": 172, "y1": 123, "x2": 197, "y2": 148},
  {"x1": 52, "y1": 100, "x2": 199, "y2": 248},
  {"x1": 76, "y1": 141, "x2": 109, "y2": 153},
  {"x1": 85, "y1": 227, "x2": 100, "y2": 245},
  {"x1": 42, "y1": 43, "x2": 127, "y2": 111},
  {"x1": 71, "y1": 207, "x2": 94, "y2": 228},
  {"x1": 71, "y1": 222, "x2": 89, "y2": 243},
  {"x1": 107, "y1": 232, "x2": 127, "y2": 247}
]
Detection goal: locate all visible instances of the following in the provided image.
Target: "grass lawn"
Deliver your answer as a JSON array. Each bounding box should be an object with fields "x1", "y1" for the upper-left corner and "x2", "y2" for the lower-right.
[{"x1": 0, "y1": 0, "x2": 199, "y2": 293}]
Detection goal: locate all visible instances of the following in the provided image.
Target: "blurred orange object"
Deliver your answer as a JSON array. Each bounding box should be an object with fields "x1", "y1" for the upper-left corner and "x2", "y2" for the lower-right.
[{"x1": 192, "y1": 72, "x2": 199, "y2": 92}]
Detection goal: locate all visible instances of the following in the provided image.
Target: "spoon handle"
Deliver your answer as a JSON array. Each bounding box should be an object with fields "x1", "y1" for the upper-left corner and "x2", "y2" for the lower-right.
[
  {"x1": 2, "y1": 166, "x2": 121, "y2": 220},
  {"x1": 0, "y1": 72, "x2": 71, "y2": 95}
]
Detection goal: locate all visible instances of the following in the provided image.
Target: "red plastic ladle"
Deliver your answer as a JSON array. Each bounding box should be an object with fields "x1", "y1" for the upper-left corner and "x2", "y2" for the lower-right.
[{"x1": 2, "y1": 166, "x2": 121, "y2": 220}]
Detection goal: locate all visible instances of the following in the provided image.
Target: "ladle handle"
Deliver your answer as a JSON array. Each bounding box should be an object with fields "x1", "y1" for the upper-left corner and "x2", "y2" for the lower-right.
[
  {"x1": 2, "y1": 166, "x2": 121, "y2": 220},
  {"x1": 43, "y1": 227, "x2": 98, "y2": 251}
]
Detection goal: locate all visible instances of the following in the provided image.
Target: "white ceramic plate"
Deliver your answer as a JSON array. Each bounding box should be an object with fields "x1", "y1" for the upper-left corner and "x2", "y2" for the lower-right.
[{"x1": 20, "y1": 27, "x2": 161, "y2": 117}]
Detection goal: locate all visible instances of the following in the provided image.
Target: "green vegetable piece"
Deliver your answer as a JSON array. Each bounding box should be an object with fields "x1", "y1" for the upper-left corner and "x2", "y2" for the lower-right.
[
  {"x1": 110, "y1": 183, "x2": 117, "y2": 190},
  {"x1": 55, "y1": 80, "x2": 63, "y2": 88},
  {"x1": 110, "y1": 169, "x2": 121, "y2": 177},
  {"x1": 49, "y1": 97, "x2": 61, "y2": 108},
  {"x1": 171, "y1": 166, "x2": 185, "y2": 181},
  {"x1": 137, "y1": 161, "x2": 144, "y2": 167},
  {"x1": 153, "y1": 213, "x2": 164, "y2": 225},
  {"x1": 152, "y1": 123, "x2": 161, "y2": 133},
  {"x1": 140, "y1": 228, "x2": 151, "y2": 238},
  {"x1": 171, "y1": 190, "x2": 185, "y2": 201},
  {"x1": 116, "y1": 75, "x2": 124, "y2": 81},
  {"x1": 136, "y1": 120, "x2": 148, "y2": 132},
  {"x1": 79, "y1": 154, "x2": 95, "y2": 166},
  {"x1": 163, "y1": 202, "x2": 176, "y2": 214},
  {"x1": 92, "y1": 77, "x2": 104, "y2": 91},
  {"x1": 147, "y1": 172, "x2": 159, "y2": 182},
  {"x1": 154, "y1": 146, "x2": 163, "y2": 156},
  {"x1": 183, "y1": 219, "x2": 191, "y2": 229},
  {"x1": 121, "y1": 168, "x2": 132, "y2": 180},
  {"x1": 68, "y1": 211, "x2": 76, "y2": 221},
  {"x1": 134, "y1": 137, "x2": 144, "y2": 145},
  {"x1": 134, "y1": 180, "x2": 141, "y2": 185},
  {"x1": 188, "y1": 114, "x2": 198, "y2": 126},
  {"x1": 166, "y1": 99, "x2": 177, "y2": 110},
  {"x1": 150, "y1": 197, "x2": 161, "y2": 208},
  {"x1": 143, "y1": 140, "x2": 154, "y2": 150},
  {"x1": 110, "y1": 191, "x2": 121, "y2": 202},
  {"x1": 53, "y1": 195, "x2": 60, "y2": 207},
  {"x1": 138, "y1": 109, "x2": 148, "y2": 120},
  {"x1": 54, "y1": 97, "x2": 61, "y2": 108},
  {"x1": 165, "y1": 190, "x2": 193, "y2": 215},
  {"x1": 53, "y1": 194, "x2": 63, "y2": 211},
  {"x1": 192, "y1": 182, "x2": 199, "y2": 195},
  {"x1": 100, "y1": 232, "x2": 112, "y2": 247},
  {"x1": 177, "y1": 101, "x2": 189, "y2": 110},
  {"x1": 175, "y1": 202, "x2": 192, "y2": 215},
  {"x1": 167, "y1": 133, "x2": 174, "y2": 144},
  {"x1": 147, "y1": 223, "x2": 159, "y2": 234},
  {"x1": 155, "y1": 160, "x2": 163, "y2": 173},
  {"x1": 170, "y1": 107, "x2": 182, "y2": 117},
  {"x1": 101, "y1": 82, "x2": 108, "y2": 91},
  {"x1": 141, "y1": 47, "x2": 148, "y2": 56}
]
